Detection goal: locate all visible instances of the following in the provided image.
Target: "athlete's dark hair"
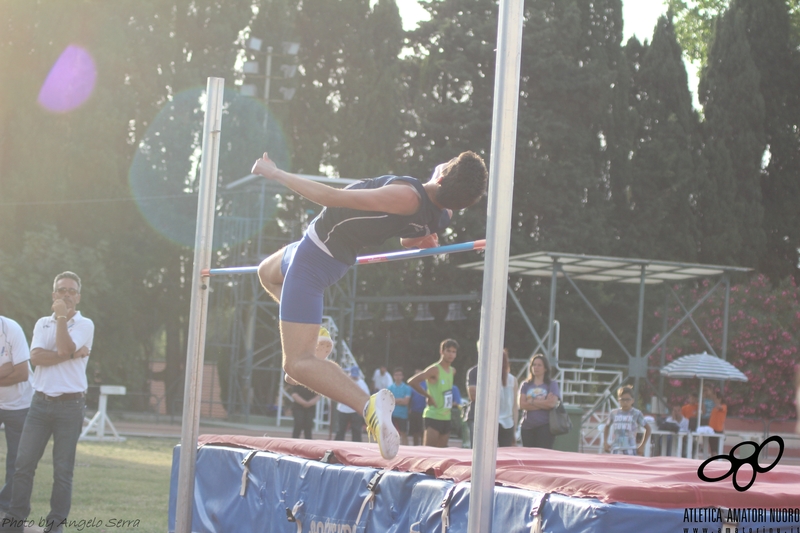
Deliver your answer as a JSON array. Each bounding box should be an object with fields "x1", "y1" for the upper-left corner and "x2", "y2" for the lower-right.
[{"x1": 435, "y1": 151, "x2": 488, "y2": 210}]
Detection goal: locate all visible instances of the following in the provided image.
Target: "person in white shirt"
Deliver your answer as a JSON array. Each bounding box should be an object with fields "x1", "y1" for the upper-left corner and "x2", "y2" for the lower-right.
[
  {"x1": 371, "y1": 365, "x2": 392, "y2": 393},
  {"x1": 0, "y1": 316, "x2": 33, "y2": 513},
  {"x1": 336, "y1": 367, "x2": 370, "y2": 442},
  {"x1": 1, "y1": 272, "x2": 94, "y2": 533}
]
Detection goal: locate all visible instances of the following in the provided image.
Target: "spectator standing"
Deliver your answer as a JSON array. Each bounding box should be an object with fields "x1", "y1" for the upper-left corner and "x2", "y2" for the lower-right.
[
  {"x1": 700, "y1": 384, "x2": 715, "y2": 426},
  {"x1": 290, "y1": 384, "x2": 319, "y2": 439},
  {"x1": 387, "y1": 367, "x2": 412, "y2": 446},
  {"x1": 604, "y1": 386, "x2": 651, "y2": 456},
  {"x1": 335, "y1": 367, "x2": 369, "y2": 442},
  {"x1": 371, "y1": 366, "x2": 392, "y2": 393},
  {"x1": 519, "y1": 354, "x2": 560, "y2": 449},
  {"x1": 681, "y1": 392, "x2": 699, "y2": 431},
  {"x1": 707, "y1": 387, "x2": 727, "y2": 455},
  {"x1": 0, "y1": 316, "x2": 33, "y2": 513},
  {"x1": 464, "y1": 363, "x2": 477, "y2": 448},
  {"x1": 2, "y1": 272, "x2": 94, "y2": 533},
  {"x1": 409, "y1": 339, "x2": 458, "y2": 448},
  {"x1": 408, "y1": 370, "x2": 426, "y2": 446},
  {"x1": 466, "y1": 348, "x2": 518, "y2": 447}
]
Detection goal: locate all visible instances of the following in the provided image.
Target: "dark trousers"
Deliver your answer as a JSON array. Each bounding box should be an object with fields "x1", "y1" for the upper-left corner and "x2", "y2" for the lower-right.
[
  {"x1": 0, "y1": 407, "x2": 29, "y2": 511},
  {"x1": 8, "y1": 394, "x2": 85, "y2": 528},
  {"x1": 292, "y1": 406, "x2": 314, "y2": 439},
  {"x1": 498, "y1": 425, "x2": 515, "y2": 447},
  {"x1": 521, "y1": 426, "x2": 555, "y2": 449},
  {"x1": 335, "y1": 411, "x2": 363, "y2": 442}
]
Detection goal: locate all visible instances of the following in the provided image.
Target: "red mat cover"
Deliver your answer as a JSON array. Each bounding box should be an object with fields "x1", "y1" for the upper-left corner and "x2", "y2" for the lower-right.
[{"x1": 197, "y1": 435, "x2": 799, "y2": 508}]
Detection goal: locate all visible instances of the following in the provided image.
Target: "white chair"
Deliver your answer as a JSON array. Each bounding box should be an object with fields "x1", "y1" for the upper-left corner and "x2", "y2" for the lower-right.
[{"x1": 576, "y1": 348, "x2": 602, "y2": 370}]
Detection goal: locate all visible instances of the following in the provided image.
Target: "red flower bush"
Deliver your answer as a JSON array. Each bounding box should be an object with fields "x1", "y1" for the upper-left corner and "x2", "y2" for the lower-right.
[{"x1": 649, "y1": 275, "x2": 799, "y2": 421}]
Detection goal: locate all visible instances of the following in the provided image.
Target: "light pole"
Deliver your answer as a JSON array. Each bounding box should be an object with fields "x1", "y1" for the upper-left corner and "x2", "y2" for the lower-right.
[
  {"x1": 239, "y1": 37, "x2": 299, "y2": 419},
  {"x1": 241, "y1": 38, "x2": 299, "y2": 105}
]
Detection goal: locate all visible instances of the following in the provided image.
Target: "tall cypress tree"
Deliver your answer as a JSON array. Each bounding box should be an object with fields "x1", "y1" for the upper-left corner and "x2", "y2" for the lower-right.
[
  {"x1": 289, "y1": 0, "x2": 404, "y2": 178},
  {"x1": 697, "y1": 0, "x2": 766, "y2": 267},
  {"x1": 737, "y1": 0, "x2": 800, "y2": 282},
  {"x1": 610, "y1": 16, "x2": 701, "y2": 262}
]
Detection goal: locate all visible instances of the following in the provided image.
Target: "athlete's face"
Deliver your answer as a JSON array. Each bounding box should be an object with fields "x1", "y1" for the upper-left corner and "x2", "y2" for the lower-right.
[{"x1": 441, "y1": 346, "x2": 457, "y2": 364}]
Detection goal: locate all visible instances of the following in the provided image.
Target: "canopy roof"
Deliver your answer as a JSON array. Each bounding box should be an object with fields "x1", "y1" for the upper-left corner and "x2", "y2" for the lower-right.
[{"x1": 459, "y1": 251, "x2": 751, "y2": 284}]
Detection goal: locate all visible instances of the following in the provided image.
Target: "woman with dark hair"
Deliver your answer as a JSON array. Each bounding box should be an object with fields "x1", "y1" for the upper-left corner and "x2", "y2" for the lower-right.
[{"x1": 518, "y1": 354, "x2": 561, "y2": 448}]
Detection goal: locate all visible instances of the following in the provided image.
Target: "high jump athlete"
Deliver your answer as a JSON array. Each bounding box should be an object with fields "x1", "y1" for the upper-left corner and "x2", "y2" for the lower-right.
[{"x1": 252, "y1": 151, "x2": 487, "y2": 459}]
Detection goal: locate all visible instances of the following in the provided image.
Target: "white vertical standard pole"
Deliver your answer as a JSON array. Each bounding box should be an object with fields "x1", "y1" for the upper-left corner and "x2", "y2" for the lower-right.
[
  {"x1": 468, "y1": 0, "x2": 524, "y2": 531},
  {"x1": 175, "y1": 77, "x2": 225, "y2": 533}
]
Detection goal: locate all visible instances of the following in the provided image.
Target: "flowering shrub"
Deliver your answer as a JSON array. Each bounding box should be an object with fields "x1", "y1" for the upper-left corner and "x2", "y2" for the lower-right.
[{"x1": 649, "y1": 274, "x2": 799, "y2": 421}]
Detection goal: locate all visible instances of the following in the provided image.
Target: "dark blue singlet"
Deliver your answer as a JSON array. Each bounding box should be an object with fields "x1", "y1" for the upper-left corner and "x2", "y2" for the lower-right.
[{"x1": 279, "y1": 175, "x2": 451, "y2": 324}]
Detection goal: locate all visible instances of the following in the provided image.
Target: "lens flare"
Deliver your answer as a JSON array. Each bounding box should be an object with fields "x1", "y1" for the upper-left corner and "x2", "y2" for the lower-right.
[
  {"x1": 38, "y1": 45, "x2": 97, "y2": 113},
  {"x1": 129, "y1": 87, "x2": 289, "y2": 248}
]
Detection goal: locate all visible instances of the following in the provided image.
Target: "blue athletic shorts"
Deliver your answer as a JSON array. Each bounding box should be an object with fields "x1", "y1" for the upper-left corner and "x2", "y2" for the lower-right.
[{"x1": 280, "y1": 237, "x2": 351, "y2": 324}]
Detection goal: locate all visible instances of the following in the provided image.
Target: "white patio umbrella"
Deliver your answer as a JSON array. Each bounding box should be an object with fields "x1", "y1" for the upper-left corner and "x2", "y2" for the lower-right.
[{"x1": 660, "y1": 352, "x2": 748, "y2": 430}]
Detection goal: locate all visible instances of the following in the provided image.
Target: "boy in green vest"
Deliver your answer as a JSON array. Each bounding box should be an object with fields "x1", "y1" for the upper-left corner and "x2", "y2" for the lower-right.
[{"x1": 408, "y1": 339, "x2": 458, "y2": 447}]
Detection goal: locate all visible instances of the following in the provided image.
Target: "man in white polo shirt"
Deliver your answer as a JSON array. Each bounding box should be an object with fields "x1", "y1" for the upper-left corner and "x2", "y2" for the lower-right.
[
  {"x1": 0, "y1": 272, "x2": 93, "y2": 533},
  {"x1": 0, "y1": 315, "x2": 33, "y2": 514}
]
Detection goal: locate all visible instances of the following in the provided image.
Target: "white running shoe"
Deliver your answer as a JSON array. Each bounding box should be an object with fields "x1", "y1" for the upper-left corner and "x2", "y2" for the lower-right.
[{"x1": 364, "y1": 389, "x2": 399, "y2": 460}]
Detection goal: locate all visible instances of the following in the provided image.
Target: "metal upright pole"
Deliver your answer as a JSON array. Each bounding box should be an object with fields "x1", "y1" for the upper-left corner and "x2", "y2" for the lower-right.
[
  {"x1": 547, "y1": 260, "x2": 559, "y2": 359},
  {"x1": 175, "y1": 77, "x2": 224, "y2": 533},
  {"x1": 634, "y1": 265, "x2": 646, "y2": 396},
  {"x1": 721, "y1": 274, "x2": 731, "y2": 360},
  {"x1": 263, "y1": 46, "x2": 273, "y2": 132},
  {"x1": 468, "y1": 0, "x2": 524, "y2": 531}
]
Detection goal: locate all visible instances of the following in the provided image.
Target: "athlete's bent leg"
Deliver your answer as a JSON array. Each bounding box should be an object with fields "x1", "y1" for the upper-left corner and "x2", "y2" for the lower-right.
[
  {"x1": 258, "y1": 249, "x2": 285, "y2": 302},
  {"x1": 281, "y1": 321, "x2": 371, "y2": 413}
]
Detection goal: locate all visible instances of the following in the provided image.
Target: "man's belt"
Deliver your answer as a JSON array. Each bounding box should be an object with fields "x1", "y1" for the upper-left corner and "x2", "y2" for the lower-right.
[{"x1": 35, "y1": 391, "x2": 85, "y2": 401}]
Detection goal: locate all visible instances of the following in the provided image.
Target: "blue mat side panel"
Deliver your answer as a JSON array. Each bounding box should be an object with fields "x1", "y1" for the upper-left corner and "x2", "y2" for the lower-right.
[{"x1": 169, "y1": 445, "x2": 787, "y2": 533}]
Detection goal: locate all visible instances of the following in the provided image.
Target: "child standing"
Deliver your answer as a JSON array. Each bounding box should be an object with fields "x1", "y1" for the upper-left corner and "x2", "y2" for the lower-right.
[
  {"x1": 387, "y1": 367, "x2": 412, "y2": 446},
  {"x1": 604, "y1": 386, "x2": 651, "y2": 456}
]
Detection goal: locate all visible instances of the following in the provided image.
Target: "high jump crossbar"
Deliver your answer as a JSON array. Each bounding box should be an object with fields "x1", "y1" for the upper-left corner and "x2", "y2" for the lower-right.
[{"x1": 199, "y1": 239, "x2": 486, "y2": 276}]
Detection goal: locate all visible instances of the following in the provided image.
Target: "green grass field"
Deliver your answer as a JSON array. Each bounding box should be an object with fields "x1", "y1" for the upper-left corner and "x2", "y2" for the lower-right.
[{"x1": 0, "y1": 435, "x2": 176, "y2": 533}]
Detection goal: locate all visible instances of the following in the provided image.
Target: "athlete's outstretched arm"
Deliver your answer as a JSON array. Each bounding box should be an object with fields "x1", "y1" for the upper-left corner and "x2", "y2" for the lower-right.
[{"x1": 252, "y1": 152, "x2": 420, "y2": 215}]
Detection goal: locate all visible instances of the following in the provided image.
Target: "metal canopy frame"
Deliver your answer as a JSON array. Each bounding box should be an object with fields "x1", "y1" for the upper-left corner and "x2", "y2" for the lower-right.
[{"x1": 460, "y1": 251, "x2": 752, "y2": 396}]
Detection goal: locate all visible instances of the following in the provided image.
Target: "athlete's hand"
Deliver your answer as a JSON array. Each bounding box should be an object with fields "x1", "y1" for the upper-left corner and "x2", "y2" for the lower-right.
[
  {"x1": 401, "y1": 234, "x2": 439, "y2": 249},
  {"x1": 252, "y1": 152, "x2": 279, "y2": 179}
]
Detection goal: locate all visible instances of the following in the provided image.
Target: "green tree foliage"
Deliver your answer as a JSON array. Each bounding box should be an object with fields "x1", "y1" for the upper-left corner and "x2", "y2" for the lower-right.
[
  {"x1": 0, "y1": 228, "x2": 111, "y2": 384},
  {"x1": 610, "y1": 17, "x2": 702, "y2": 262},
  {"x1": 697, "y1": 0, "x2": 766, "y2": 267},
  {"x1": 288, "y1": 0, "x2": 404, "y2": 178},
  {"x1": 738, "y1": 0, "x2": 800, "y2": 284},
  {"x1": 0, "y1": 0, "x2": 252, "y2": 411},
  {"x1": 396, "y1": 0, "x2": 637, "y2": 366},
  {"x1": 668, "y1": 0, "x2": 800, "y2": 65}
]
